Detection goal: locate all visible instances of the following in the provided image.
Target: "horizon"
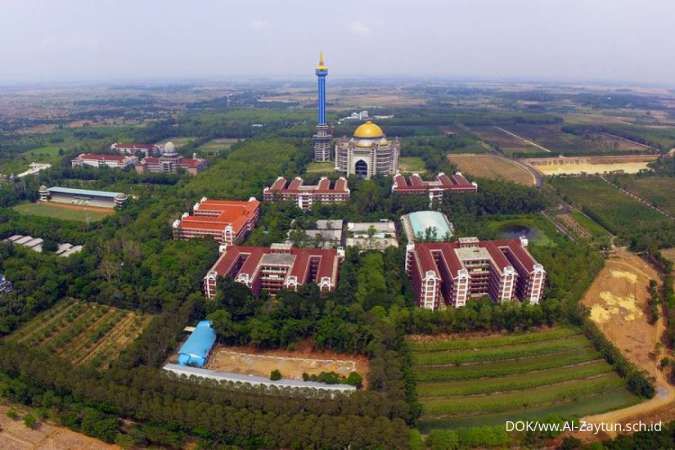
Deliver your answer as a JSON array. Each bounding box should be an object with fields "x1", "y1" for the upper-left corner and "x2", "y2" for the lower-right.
[{"x1": 2, "y1": 0, "x2": 675, "y2": 87}]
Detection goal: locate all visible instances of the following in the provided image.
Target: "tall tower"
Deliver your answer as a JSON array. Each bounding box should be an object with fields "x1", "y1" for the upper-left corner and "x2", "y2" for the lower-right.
[{"x1": 313, "y1": 51, "x2": 332, "y2": 162}]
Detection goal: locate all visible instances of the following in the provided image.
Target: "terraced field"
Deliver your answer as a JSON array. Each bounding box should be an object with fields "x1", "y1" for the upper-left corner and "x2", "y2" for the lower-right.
[
  {"x1": 410, "y1": 327, "x2": 641, "y2": 432},
  {"x1": 6, "y1": 299, "x2": 152, "y2": 370}
]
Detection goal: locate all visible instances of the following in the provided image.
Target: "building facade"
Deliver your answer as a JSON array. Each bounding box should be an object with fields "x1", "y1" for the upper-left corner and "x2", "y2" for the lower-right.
[
  {"x1": 313, "y1": 52, "x2": 333, "y2": 162},
  {"x1": 203, "y1": 243, "x2": 341, "y2": 299},
  {"x1": 263, "y1": 176, "x2": 349, "y2": 210},
  {"x1": 173, "y1": 197, "x2": 260, "y2": 245},
  {"x1": 393, "y1": 172, "x2": 477, "y2": 206},
  {"x1": 405, "y1": 237, "x2": 545, "y2": 310},
  {"x1": 39, "y1": 185, "x2": 128, "y2": 208},
  {"x1": 110, "y1": 142, "x2": 160, "y2": 157},
  {"x1": 71, "y1": 153, "x2": 137, "y2": 169},
  {"x1": 135, "y1": 142, "x2": 207, "y2": 176},
  {"x1": 334, "y1": 121, "x2": 399, "y2": 178}
]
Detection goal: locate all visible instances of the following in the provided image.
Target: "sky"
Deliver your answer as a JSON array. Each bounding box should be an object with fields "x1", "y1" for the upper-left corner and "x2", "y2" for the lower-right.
[{"x1": 1, "y1": 0, "x2": 674, "y2": 86}]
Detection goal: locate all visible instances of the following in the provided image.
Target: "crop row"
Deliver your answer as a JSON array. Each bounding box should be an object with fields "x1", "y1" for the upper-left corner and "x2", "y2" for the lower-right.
[
  {"x1": 9, "y1": 299, "x2": 78, "y2": 343},
  {"x1": 422, "y1": 373, "x2": 625, "y2": 416},
  {"x1": 418, "y1": 387, "x2": 640, "y2": 431},
  {"x1": 417, "y1": 360, "x2": 612, "y2": 397},
  {"x1": 414, "y1": 348, "x2": 601, "y2": 382},
  {"x1": 413, "y1": 335, "x2": 592, "y2": 366},
  {"x1": 408, "y1": 326, "x2": 579, "y2": 353},
  {"x1": 45, "y1": 307, "x2": 109, "y2": 353}
]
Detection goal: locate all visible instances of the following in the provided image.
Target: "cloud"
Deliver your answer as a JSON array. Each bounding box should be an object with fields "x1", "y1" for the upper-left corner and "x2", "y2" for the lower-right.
[
  {"x1": 249, "y1": 19, "x2": 269, "y2": 31},
  {"x1": 349, "y1": 21, "x2": 371, "y2": 36}
]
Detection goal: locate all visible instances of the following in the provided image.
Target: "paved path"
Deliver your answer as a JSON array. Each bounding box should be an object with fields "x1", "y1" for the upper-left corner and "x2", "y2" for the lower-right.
[{"x1": 494, "y1": 126, "x2": 552, "y2": 153}]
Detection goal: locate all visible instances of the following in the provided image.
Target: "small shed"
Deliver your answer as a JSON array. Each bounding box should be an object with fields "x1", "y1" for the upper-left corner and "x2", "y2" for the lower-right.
[{"x1": 177, "y1": 320, "x2": 216, "y2": 368}]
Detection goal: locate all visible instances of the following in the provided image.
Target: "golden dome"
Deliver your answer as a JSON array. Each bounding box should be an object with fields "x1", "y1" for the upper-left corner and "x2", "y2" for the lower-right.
[{"x1": 353, "y1": 121, "x2": 384, "y2": 139}]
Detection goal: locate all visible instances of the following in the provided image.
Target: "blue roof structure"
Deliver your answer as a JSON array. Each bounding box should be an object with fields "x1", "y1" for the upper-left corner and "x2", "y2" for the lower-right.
[
  {"x1": 178, "y1": 320, "x2": 216, "y2": 368},
  {"x1": 407, "y1": 211, "x2": 453, "y2": 240},
  {"x1": 48, "y1": 186, "x2": 124, "y2": 199}
]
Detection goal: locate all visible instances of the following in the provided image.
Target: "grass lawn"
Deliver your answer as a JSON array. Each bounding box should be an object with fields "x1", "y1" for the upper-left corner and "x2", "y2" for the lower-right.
[
  {"x1": 571, "y1": 210, "x2": 611, "y2": 239},
  {"x1": 399, "y1": 156, "x2": 427, "y2": 173},
  {"x1": 0, "y1": 145, "x2": 63, "y2": 175},
  {"x1": 13, "y1": 202, "x2": 113, "y2": 223},
  {"x1": 410, "y1": 326, "x2": 640, "y2": 432},
  {"x1": 305, "y1": 161, "x2": 335, "y2": 174},
  {"x1": 196, "y1": 138, "x2": 241, "y2": 156}
]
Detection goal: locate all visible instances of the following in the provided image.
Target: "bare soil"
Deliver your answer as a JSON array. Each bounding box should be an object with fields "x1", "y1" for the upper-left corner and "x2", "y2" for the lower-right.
[
  {"x1": 205, "y1": 340, "x2": 369, "y2": 384},
  {"x1": 447, "y1": 153, "x2": 536, "y2": 186},
  {"x1": 579, "y1": 248, "x2": 674, "y2": 437},
  {"x1": 0, "y1": 404, "x2": 118, "y2": 450}
]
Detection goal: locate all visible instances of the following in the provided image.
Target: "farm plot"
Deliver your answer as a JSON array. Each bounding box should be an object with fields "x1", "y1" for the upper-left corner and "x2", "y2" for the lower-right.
[
  {"x1": 467, "y1": 126, "x2": 541, "y2": 156},
  {"x1": 6, "y1": 299, "x2": 152, "y2": 370},
  {"x1": 409, "y1": 326, "x2": 640, "y2": 432},
  {"x1": 611, "y1": 175, "x2": 675, "y2": 216},
  {"x1": 447, "y1": 153, "x2": 535, "y2": 186},
  {"x1": 508, "y1": 124, "x2": 646, "y2": 154},
  {"x1": 550, "y1": 176, "x2": 671, "y2": 240}
]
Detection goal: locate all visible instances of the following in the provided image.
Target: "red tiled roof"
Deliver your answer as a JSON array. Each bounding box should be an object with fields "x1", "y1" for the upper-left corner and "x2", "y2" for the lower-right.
[
  {"x1": 178, "y1": 199, "x2": 260, "y2": 236},
  {"x1": 208, "y1": 245, "x2": 339, "y2": 287},
  {"x1": 265, "y1": 176, "x2": 349, "y2": 194},
  {"x1": 393, "y1": 172, "x2": 476, "y2": 193}
]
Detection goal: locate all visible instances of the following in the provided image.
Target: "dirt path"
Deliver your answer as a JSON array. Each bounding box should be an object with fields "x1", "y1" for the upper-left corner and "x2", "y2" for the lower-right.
[
  {"x1": 494, "y1": 126, "x2": 552, "y2": 153},
  {"x1": 578, "y1": 249, "x2": 674, "y2": 438}
]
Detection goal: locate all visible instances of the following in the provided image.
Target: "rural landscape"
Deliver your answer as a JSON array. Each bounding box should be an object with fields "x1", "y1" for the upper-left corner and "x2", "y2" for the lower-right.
[{"x1": 0, "y1": 1, "x2": 674, "y2": 449}]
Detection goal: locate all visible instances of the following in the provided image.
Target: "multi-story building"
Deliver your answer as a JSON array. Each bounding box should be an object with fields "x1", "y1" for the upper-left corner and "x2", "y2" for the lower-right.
[
  {"x1": 0, "y1": 273, "x2": 13, "y2": 294},
  {"x1": 173, "y1": 197, "x2": 260, "y2": 245},
  {"x1": 313, "y1": 52, "x2": 333, "y2": 162},
  {"x1": 405, "y1": 237, "x2": 545, "y2": 310},
  {"x1": 334, "y1": 121, "x2": 400, "y2": 179},
  {"x1": 135, "y1": 142, "x2": 207, "y2": 176},
  {"x1": 110, "y1": 142, "x2": 160, "y2": 157},
  {"x1": 71, "y1": 153, "x2": 137, "y2": 169},
  {"x1": 263, "y1": 176, "x2": 349, "y2": 210},
  {"x1": 393, "y1": 172, "x2": 477, "y2": 206},
  {"x1": 203, "y1": 243, "x2": 342, "y2": 299}
]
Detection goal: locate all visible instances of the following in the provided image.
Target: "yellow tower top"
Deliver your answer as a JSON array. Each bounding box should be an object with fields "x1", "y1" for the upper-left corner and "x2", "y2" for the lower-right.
[{"x1": 316, "y1": 51, "x2": 327, "y2": 70}]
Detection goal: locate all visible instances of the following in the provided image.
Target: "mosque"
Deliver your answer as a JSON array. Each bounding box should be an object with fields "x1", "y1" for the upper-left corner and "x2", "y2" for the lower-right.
[
  {"x1": 334, "y1": 121, "x2": 400, "y2": 178},
  {"x1": 311, "y1": 52, "x2": 399, "y2": 178}
]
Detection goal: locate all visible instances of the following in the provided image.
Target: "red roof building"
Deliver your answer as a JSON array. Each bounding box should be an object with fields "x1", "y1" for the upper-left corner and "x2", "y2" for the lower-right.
[
  {"x1": 173, "y1": 197, "x2": 260, "y2": 245},
  {"x1": 393, "y1": 172, "x2": 477, "y2": 205},
  {"x1": 405, "y1": 237, "x2": 545, "y2": 310},
  {"x1": 203, "y1": 243, "x2": 342, "y2": 299},
  {"x1": 263, "y1": 176, "x2": 350, "y2": 210},
  {"x1": 71, "y1": 153, "x2": 137, "y2": 169}
]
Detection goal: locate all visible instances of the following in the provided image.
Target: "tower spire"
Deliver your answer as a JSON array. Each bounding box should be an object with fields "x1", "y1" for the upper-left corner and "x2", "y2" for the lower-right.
[{"x1": 319, "y1": 51, "x2": 325, "y2": 67}]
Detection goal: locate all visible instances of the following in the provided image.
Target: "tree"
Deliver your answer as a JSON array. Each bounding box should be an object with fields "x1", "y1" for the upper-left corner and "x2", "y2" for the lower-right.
[
  {"x1": 270, "y1": 369, "x2": 282, "y2": 381},
  {"x1": 23, "y1": 413, "x2": 38, "y2": 429}
]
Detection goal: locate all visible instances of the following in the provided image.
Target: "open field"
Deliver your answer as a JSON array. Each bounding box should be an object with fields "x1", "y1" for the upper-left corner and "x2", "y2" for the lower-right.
[
  {"x1": 612, "y1": 175, "x2": 675, "y2": 216},
  {"x1": 447, "y1": 153, "x2": 536, "y2": 186},
  {"x1": 467, "y1": 126, "x2": 541, "y2": 156},
  {"x1": 305, "y1": 161, "x2": 335, "y2": 174},
  {"x1": 398, "y1": 156, "x2": 427, "y2": 173},
  {"x1": 0, "y1": 145, "x2": 62, "y2": 174},
  {"x1": 13, "y1": 201, "x2": 114, "y2": 222},
  {"x1": 521, "y1": 155, "x2": 658, "y2": 176},
  {"x1": 6, "y1": 299, "x2": 152, "y2": 370},
  {"x1": 582, "y1": 250, "x2": 669, "y2": 380},
  {"x1": 0, "y1": 403, "x2": 117, "y2": 450},
  {"x1": 196, "y1": 137, "x2": 240, "y2": 156},
  {"x1": 508, "y1": 124, "x2": 649, "y2": 154},
  {"x1": 551, "y1": 176, "x2": 670, "y2": 238},
  {"x1": 205, "y1": 342, "x2": 369, "y2": 383},
  {"x1": 579, "y1": 249, "x2": 675, "y2": 436},
  {"x1": 409, "y1": 326, "x2": 640, "y2": 432}
]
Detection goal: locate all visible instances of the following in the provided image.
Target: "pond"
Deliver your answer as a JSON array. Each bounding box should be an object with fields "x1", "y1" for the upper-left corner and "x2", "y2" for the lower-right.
[{"x1": 498, "y1": 224, "x2": 539, "y2": 241}]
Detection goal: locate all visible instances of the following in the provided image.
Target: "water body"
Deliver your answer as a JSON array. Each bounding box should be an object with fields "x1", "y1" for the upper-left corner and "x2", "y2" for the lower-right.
[{"x1": 498, "y1": 224, "x2": 538, "y2": 241}]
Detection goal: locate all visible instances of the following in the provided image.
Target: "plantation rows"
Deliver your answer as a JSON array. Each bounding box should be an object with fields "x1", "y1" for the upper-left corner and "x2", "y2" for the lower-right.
[
  {"x1": 416, "y1": 360, "x2": 612, "y2": 397},
  {"x1": 412, "y1": 334, "x2": 592, "y2": 366},
  {"x1": 410, "y1": 326, "x2": 641, "y2": 431},
  {"x1": 5, "y1": 299, "x2": 151, "y2": 370},
  {"x1": 408, "y1": 326, "x2": 579, "y2": 353}
]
